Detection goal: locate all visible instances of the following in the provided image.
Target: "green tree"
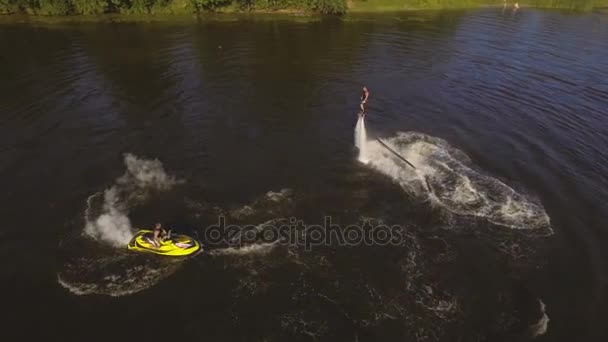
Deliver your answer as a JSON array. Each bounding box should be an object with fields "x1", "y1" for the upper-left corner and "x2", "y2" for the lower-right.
[
  {"x1": 72, "y1": 0, "x2": 106, "y2": 14},
  {"x1": 124, "y1": 0, "x2": 155, "y2": 14},
  {"x1": 36, "y1": 0, "x2": 73, "y2": 15},
  {"x1": 312, "y1": 0, "x2": 346, "y2": 13},
  {"x1": 106, "y1": 0, "x2": 126, "y2": 12},
  {"x1": 150, "y1": 0, "x2": 193, "y2": 13},
  {"x1": 191, "y1": 0, "x2": 231, "y2": 11},
  {"x1": 0, "y1": 0, "x2": 17, "y2": 13}
]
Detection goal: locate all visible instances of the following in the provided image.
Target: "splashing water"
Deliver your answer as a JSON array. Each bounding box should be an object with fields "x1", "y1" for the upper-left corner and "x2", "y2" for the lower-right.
[
  {"x1": 118, "y1": 154, "x2": 181, "y2": 191},
  {"x1": 83, "y1": 153, "x2": 183, "y2": 247},
  {"x1": 209, "y1": 242, "x2": 278, "y2": 256},
  {"x1": 365, "y1": 132, "x2": 551, "y2": 231},
  {"x1": 354, "y1": 115, "x2": 369, "y2": 163},
  {"x1": 59, "y1": 153, "x2": 185, "y2": 297},
  {"x1": 57, "y1": 254, "x2": 183, "y2": 297},
  {"x1": 529, "y1": 299, "x2": 550, "y2": 337},
  {"x1": 83, "y1": 188, "x2": 133, "y2": 247}
]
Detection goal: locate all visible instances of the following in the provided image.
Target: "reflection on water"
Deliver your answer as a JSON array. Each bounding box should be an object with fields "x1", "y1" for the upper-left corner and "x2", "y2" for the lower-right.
[{"x1": 1, "y1": 8, "x2": 608, "y2": 342}]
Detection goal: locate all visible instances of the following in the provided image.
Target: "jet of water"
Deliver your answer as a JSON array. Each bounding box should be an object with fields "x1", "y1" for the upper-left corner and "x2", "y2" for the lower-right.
[{"x1": 354, "y1": 115, "x2": 368, "y2": 163}]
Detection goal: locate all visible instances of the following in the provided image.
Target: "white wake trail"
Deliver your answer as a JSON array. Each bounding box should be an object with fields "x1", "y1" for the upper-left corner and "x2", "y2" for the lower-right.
[{"x1": 364, "y1": 132, "x2": 551, "y2": 231}]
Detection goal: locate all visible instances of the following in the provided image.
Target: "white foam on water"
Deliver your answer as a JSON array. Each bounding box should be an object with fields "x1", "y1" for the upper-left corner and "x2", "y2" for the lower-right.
[
  {"x1": 208, "y1": 242, "x2": 278, "y2": 256},
  {"x1": 57, "y1": 274, "x2": 98, "y2": 296},
  {"x1": 229, "y1": 189, "x2": 294, "y2": 220},
  {"x1": 265, "y1": 189, "x2": 292, "y2": 202},
  {"x1": 57, "y1": 256, "x2": 182, "y2": 297},
  {"x1": 83, "y1": 153, "x2": 182, "y2": 247},
  {"x1": 365, "y1": 132, "x2": 552, "y2": 231},
  {"x1": 355, "y1": 115, "x2": 369, "y2": 163},
  {"x1": 530, "y1": 299, "x2": 550, "y2": 337},
  {"x1": 210, "y1": 218, "x2": 285, "y2": 256}
]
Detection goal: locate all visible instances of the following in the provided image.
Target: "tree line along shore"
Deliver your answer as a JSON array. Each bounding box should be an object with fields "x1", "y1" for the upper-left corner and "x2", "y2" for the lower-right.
[{"x1": 0, "y1": 0, "x2": 605, "y2": 17}]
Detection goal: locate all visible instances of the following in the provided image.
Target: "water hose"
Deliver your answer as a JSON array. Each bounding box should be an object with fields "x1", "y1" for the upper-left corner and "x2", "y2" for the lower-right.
[{"x1": 376, "y1": 138, "x2": 417, "y2": 169}]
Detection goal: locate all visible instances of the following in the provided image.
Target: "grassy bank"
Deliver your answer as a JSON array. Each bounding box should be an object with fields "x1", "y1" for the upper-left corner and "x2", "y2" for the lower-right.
[
  {"x1": 348, "y1": 0, "x2": 608, "y2": 11},
  {"x1": 527, "y1": 0, "x2": 607, "y2": 11},
  {"x1": 1, "y1": 0, "x2": 605, "y2": 17},
  {"x1": 348, "y1": 0, "x2": 492, "y2": 12}
]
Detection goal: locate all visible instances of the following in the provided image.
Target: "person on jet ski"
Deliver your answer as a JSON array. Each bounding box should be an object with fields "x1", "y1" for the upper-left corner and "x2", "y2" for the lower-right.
[{"x1": 153, "y1": 222, "x2": 168, "y2": 247}]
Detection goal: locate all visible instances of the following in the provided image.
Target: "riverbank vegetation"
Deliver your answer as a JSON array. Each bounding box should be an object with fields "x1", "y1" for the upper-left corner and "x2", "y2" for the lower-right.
[
  {"x1": 350, "y1": 0, "x2": 606, "y2": 11},
  {"x1": 0, "y1": 0, "x2": 605, "y2": 16},
  {"x1": 0, "y1": 0, "x2": 345, "y2": 15}
]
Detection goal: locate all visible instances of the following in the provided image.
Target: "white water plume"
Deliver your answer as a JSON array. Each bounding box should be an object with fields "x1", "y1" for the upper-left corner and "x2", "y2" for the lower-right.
[
  {"x1": 530, "y1": 299, "x2": 549, "y2": 337},
  {"x1": 84, "y1": 188, "x2": 133, "y2": 247},
  {"x1": 365, "y1": 132, "x2": 551, "y2": 231},
  {"x1": 83, "y1": 153, "x2": 182, "y2": 247},
  {"x1": 118, "y1": 153, "x2": 181, "y2": 191},
  {"x1": 355, "y1": 115, "x2": 369, "y2": 163}
]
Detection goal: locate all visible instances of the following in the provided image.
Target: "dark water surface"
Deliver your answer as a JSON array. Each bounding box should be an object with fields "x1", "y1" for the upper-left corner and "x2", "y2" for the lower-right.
[{"x1": 1, "y1": 9, "x2": 607, "y2": 342}]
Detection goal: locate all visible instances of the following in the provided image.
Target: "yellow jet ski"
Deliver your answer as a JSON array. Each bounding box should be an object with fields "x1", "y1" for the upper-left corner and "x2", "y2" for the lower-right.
[{"x1": 127, "y1": 229, "x2": 202, "y2": 257}]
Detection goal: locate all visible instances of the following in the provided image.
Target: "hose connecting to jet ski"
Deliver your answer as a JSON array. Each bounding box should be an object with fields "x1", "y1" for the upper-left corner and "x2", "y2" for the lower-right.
[
  {"x1": 376, "y1": 138, "x2": 417, "y2": 169},
  {"x1": 375, "y1": 137, "x2": 434, "y2": 194},
  {"x1": 359, "y1": 116, "x2": 430, "y2": 192}
]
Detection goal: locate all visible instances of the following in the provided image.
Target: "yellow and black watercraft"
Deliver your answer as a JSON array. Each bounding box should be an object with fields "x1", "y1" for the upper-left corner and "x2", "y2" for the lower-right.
[{"x1": 127, "y1": 229, "x2": 202, "y2": 257}]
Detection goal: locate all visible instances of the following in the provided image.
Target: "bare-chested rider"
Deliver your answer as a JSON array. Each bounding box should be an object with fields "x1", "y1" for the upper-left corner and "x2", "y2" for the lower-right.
[{"x1": 359, "y1": 86, "x2": 370, "y2": 116}]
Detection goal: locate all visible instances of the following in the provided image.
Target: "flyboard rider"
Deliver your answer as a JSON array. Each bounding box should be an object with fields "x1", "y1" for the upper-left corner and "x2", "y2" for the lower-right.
[{"x1": 359, "y1": 86, "x2": 369, "y2": 116}]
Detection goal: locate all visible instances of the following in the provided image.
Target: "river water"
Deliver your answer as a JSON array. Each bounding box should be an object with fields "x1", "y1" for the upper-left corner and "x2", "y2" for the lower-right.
[{"x1": 1, "y1": 8, "x2": 607, "y2": 341}]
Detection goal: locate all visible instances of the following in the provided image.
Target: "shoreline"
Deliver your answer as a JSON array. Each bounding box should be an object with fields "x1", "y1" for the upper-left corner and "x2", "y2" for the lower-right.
[{"x1": 0, "y1": 4, "x2": 604, "y2": 24}]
